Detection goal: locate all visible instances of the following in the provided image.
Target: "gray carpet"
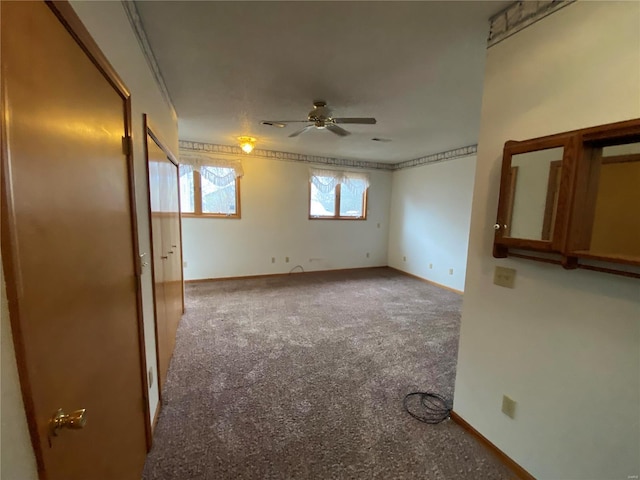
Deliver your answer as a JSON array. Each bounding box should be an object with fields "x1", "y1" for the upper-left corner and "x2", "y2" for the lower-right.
[{"x1": 143, "y1": 268, "x2": 514, "y2": 479}]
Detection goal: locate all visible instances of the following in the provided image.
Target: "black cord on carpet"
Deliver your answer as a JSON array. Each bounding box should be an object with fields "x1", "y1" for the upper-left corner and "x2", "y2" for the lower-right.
[{"x1": 403, "y1": 391, "x2": 451, "y2": 424}]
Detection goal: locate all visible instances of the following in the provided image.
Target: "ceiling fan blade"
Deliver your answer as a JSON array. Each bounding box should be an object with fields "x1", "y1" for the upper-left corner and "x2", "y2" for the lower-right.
[
  {"x1": 261, "y1": 120, "x2": 309, "y2": 127},
  {"x1": 288, "y1": 125, "x2": 315, "y2": 138},
  {"x1": 326, "y1": 124, "x2": 350, "y2": 137},
  {"x1": 261, "y1": 121, "x2": 286, "y2": 128},
  {"x1": 333, "y1": 117, "x2": 377, "y2": 125}
]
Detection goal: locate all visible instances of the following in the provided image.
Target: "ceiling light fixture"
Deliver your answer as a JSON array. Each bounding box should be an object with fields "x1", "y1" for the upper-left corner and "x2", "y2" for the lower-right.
[{"x1": 238, "y1": 136, "x2": 256, "y2": 154}]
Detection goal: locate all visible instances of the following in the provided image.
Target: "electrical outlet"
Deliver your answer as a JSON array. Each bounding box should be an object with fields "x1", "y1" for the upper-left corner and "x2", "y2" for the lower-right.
[
  {"x1": 429, "y1": 263, "x2": 433, "y2": 269},
  {"x1": 449, "y1": 268, "x2": 454, "y2": 275},
  {"x1": 403, "y1": 256, "x2": 406, "y2": 262},
  {"x1": 494, "y1": 266, "x2": 516, "y2": 288},
  {"x1": 183, "y1": 261, "x2": 187, "y2": 268},
  {"x1": 148, "y1": 368, "x2": 154, "y2": 388},
  {"x1": 501, "y1": 395, "x2": 516, "y2": 419},
  {"x1": 285, "y1": 256, "x2": 290, "y2": 263},
  {"x1": 377, "y1": 223, "x2": 381, "y2": 228},
  {"x1": 271, "y1": 257, "x2": 275, "y2": 264},
  {"x1": 366, "y1": 252, "x2": 370, "y2": 258}
]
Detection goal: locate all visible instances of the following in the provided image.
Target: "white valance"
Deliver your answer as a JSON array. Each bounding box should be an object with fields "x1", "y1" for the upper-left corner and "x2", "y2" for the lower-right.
[
  {"x1": 179, "y1": 152, "x2": 244, "y2": 187},
  {"x1": 309, "y1": 168, "x2": 370, "y2": 194}
]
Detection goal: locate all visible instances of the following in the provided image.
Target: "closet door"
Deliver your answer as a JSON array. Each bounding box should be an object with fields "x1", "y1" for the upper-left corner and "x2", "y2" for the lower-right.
[
  {"x1": 145, "y1": 116, "x2": 184, "y2": 398},
  {"x1": 148, "y1": 155, "x2": 169, "y2": 390},
  {"x1": 2, "y1": 2, "x2": 150, "y2": 476},
  {"x1": 164, "y1": 161, "x2": 184, "y2": 339}
]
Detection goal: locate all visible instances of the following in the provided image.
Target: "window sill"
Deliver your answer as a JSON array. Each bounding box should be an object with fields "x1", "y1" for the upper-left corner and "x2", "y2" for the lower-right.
[
  {"x1": 308, "y1": 216, "x2": 367, "y2": 221},
  {"x1": 181, "y1": 213, "x2": 241, "y2": 219}
]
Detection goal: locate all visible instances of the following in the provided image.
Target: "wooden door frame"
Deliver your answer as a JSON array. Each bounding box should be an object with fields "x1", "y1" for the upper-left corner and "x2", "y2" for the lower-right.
[
  {"x1": 0, "y1": 1, "x2": 153, "y2": 474},
  {"x1": 143, "y1": 114, "x2": 185, "y2": 411}
]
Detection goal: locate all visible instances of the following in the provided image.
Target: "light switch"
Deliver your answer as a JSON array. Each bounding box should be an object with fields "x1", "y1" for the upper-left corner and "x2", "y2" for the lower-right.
[{"x1": 502, "y1": 395, "x2": 516, "y2": 419}]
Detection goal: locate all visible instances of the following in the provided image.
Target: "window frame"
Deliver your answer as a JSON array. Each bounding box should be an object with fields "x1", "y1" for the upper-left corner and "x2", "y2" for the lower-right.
[
  {"x1": 308, "y1": 179, "x2": 368, "y2": 221},
  {"x1": 180, "y1": 167, "x2": 241, "y2": 219}
]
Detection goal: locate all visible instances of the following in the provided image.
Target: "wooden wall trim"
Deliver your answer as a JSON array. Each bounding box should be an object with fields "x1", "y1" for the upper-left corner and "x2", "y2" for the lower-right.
[
  {"x1": 450, "y1": 411, "x2": 536, "y2": 480},
  {"x1": 387, "y1": 267, "x2": 463, "y2": 295},
  {"x1": 185, "y1": 266, "x2": 464, "y2": 294},
  {"x1": 184, "y1": 266, "x2": 389, "y2": 284}
]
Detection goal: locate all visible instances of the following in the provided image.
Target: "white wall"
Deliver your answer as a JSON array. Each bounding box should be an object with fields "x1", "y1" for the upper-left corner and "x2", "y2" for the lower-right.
[
  {"x1": 454, "y1": 3, "x2": 640, "y2": 480},
  {"x1": 1, "y1": 2, "x2": 178, "y2": 476},
  {"x1": 1, "y1": 258, "x2": 39, "y2": 479},
  {"x1": 182, "y1": 154, "x2": 392, "y2": 280},
  {"x1": 387, "y1": 156, "x2": 476, "y2": 292}
]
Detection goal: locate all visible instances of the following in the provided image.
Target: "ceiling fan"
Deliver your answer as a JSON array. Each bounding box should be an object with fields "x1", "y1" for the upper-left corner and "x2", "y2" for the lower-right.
[{"x1": 261, "y1": 101, "x2": 377, "y2": 138}]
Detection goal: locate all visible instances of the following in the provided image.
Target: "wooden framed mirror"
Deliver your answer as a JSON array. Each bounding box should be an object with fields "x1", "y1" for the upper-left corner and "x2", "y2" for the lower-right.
[
  {"x1": 567, "y1": 134, "x2": 640, "y2": 266},
  {"x1": 494, "y1": 134, "x2": 575, "y2": 257},
  {"x1": 493, "y1": 117, "x2": 640, "y2": 278}
]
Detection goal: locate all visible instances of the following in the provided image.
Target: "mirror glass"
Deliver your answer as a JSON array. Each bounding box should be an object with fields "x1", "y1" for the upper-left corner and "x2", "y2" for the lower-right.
[
  {"x1": 588, "y1": 141, "x2": 640, "y2": 259},
  {"x1": 505, "y1": 146, "x2": 564, "y2": 241}
]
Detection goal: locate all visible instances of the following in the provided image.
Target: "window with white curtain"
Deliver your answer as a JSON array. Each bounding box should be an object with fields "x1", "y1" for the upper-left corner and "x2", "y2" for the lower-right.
[
  {"x1": 309, "y1": 168, "x2": 369, "y2": 220},
  {"x1": 178, "y1": 154, "x2": 243, "y2": 218}
]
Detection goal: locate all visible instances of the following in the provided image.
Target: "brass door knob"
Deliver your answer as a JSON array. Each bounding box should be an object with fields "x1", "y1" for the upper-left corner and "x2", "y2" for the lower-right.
[{"x1": 49, "y1": 408, "x2": 87, "y2": 437}]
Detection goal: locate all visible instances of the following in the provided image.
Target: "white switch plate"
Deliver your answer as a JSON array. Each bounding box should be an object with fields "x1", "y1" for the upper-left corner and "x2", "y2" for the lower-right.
[
  {"x1": 494, "y1": 266, "x2": 516, "y2": 288},
  {"x1": 502, "y1": 395, "x2": 516, "y2": 418}
]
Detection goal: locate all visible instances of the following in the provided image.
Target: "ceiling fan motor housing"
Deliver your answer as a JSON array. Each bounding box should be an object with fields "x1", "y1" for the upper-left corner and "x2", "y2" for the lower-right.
[
  {"x1": 309, "y1": 101, "x2": 331, "y2": 124},
  {"x1": 263, "y1": 100, "x2": 375, "y2": 137}
]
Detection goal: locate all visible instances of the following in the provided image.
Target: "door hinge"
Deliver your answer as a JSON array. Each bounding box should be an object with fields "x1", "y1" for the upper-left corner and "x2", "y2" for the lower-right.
[{"x1": 122, "y1": 136, "x2": 133, "y2": 156}]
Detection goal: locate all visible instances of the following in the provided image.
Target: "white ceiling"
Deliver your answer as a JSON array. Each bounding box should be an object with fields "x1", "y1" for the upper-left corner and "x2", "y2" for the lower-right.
[{"x1": 135, "y1": 1, "x2": 509, "y2": 164}]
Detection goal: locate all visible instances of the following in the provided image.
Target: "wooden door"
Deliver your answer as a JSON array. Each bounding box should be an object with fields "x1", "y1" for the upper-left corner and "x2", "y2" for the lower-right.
[
  {"x1": 163, "y1": 160, "x2": 184, "y2": 339},
  {"x1": 145, "y1": 119, "x2": 184, "y2": 396},
  {"x1": 1, "y1": 2, "x2": 149, "y2": 479},
  {"x1": 148, "y1": 154, "x2": 170, "y2": 393}
]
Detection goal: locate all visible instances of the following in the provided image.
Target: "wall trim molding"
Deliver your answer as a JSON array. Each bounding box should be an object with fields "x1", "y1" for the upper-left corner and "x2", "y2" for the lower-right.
[
  {"x1": 450, "y1": 411, "x2": 536, "y2": 480},
  {"x1": 387, "y1": 267, "x2": 463, "y2": 295},
  {"x1": 488, "y1": 0, "x2": 576, "y2": 48},
  {"x1": 121, "y1": 1, "x2": 177, "y2": 118},
  {"x1": 179, "y1": 140, "x2": 477, "y2": 172},
  {"x1": 184, "y1": 266, "x2": 389, "y2": 284},
  {"x1": 185, "y1": 266, "x2": 465, "y2": 298},
  {"x1": 179, "y1": 140, "x2": 395, "y2": 171},
  {"x1": 393, "y1": 144, "x2": 477, "y2": 170}
]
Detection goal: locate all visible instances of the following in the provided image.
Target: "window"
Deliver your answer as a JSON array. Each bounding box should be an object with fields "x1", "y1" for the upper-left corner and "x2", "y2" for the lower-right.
[
  {"x1": 309, "y1": 169, "x2": 369, "y2": 220},
  {"x1": 179, "y1": 164, "x2": 241, "y2": 218}
]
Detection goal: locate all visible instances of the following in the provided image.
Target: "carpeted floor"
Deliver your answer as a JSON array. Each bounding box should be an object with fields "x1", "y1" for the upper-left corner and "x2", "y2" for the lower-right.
[{"x1": 143, "y1": 268, "x2": 514, "y2": 479}]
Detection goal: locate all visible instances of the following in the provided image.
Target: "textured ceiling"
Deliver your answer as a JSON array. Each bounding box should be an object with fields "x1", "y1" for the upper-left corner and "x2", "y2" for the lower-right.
[{"x1": 135, "y1": 1, "x2": 509, "y2": 163}]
